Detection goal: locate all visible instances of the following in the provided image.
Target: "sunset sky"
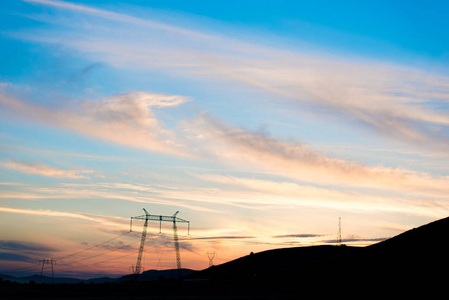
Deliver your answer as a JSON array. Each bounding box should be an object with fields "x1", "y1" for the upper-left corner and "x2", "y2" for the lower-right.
[{"x1": 1, "y1": 0, "x2": 449, "y2": 279}]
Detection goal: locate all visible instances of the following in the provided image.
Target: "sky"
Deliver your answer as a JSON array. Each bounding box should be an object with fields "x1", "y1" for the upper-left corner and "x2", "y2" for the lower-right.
[{"x1": 1, "y1": 0, "x2": 449, "y2": 279}]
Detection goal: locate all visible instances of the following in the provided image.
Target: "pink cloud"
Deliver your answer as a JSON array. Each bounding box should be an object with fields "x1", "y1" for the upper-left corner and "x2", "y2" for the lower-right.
[
  {"x1": 1, "y1": 159, "x2": 93, "y2": 179},
  {"x1": 0, "y1": 92, "x2": 190, "y2": 157}
]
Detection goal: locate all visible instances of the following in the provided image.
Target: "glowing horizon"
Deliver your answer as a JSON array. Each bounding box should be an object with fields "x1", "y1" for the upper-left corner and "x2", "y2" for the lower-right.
[{"x1": 1, "y1": 0, "x2": 448, "y2": 278}]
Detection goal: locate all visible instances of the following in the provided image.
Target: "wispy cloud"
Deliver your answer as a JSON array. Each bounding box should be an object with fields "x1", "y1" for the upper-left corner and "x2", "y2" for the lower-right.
[
  {"x1": 4, "y1": 173, "x2": 447, "y2": 224},
  {"x1": 194, "y1": 173, "x2": 449, "y2": 219},
  {"x1": 15, "y1": 0, "x2": 449, "y2": 153},
  {"x1": 185, "y1": 236, "x2": 256, "y2": 241},
  {"x1": 3, "y1": 1, "x2": 448, "y2": 198},
  {"x1": 0, "y1": 206, "x2": 126, "y2": 228},
  {"x1": 0, "y1": 240, "x2": 56, "y2": 252},
  {"x1": 273, "y1": 234, "x2": 326, "y2": 238},
  {"x1": 0, "y1": 181, "x2": 220, "y2": 212},
  {"x1": 1, "y1": 159, "x2": 94, "y2": 179},
  {"x1": 0, "y1": 92, "x2": 190, "y2": 156},
  {"x1": 0, "y1": 142, "x2": 129, "y2": 164},
  {"x1": 191, "y1": 119, "x2": 449, "y2": 196},
  {"x1": 0, "y1": 253, "x2": 36, "y2": 263},
  {"x1": 321, "y1": 237, "x2": 387, "y2": 244}
]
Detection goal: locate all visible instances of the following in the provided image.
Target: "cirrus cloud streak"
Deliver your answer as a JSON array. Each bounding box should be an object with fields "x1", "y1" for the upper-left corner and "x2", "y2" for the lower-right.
[
  {"x1": 1, "y1": 159, "x2": 94, "y2": 179},
  {"x1": 15, "y1": 0, "x2": 449, "y2": 153},
  {"x1": 0, "y1": 91, "x2": 190, "y2": 157}
]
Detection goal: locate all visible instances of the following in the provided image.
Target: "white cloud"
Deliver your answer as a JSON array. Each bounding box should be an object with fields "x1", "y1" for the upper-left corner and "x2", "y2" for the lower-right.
[
  {"x1": 16, "y1": 0, "x2": 449, "y2": 153},
  {"x1": 194, "y1": 173, "x2": 449, "y2": 218},
  {"x1": 2, "y1": 89, "x2": 449, "y2": 197},
  {"x1": 186, "y1": 116, "x2": 449, "y2": 196},
  {"x1": 1, "y1": 159, "x2": 94, "y2": 179},
  {"x1": 0, "y1": 206, "x2": 126, "y2": 228},
  {"x1": 0, "y1": 91, "x2": 190, "y2": 156}
]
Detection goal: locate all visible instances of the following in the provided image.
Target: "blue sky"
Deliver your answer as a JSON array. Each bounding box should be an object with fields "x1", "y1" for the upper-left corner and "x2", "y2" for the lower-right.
[{"x1": 1, "y1": 0, "x2": 449, "y2": 278}]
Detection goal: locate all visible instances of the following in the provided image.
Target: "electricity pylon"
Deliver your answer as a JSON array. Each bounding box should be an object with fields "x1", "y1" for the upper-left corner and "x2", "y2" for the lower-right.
[
  {"x1": 39, "y1": 258, "x2": 56, "y2": 283},
  {"x1": 130, "y1": 209, "x2": 190, "y2": 275},
  {"x1": 172, "y1": 211, "x2": 182, "y2": 269}
]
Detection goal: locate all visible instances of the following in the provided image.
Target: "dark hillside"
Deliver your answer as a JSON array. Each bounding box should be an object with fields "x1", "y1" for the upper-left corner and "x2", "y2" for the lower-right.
[
  {"x1": 118, "y1": 268, "x2": 195, "y2": 282},
  {"x1": 357, "y1": 216, "x2": 449, "y2": 283},
  {"x1": 188, "y1": 245, "x2": 363, "y2": 281},
  {"x1": 186, "y1": 216, "x2": 449, "y2": 297},
  {"x1": 368, "y1": 215, "x2": 449, "y2": 251}
]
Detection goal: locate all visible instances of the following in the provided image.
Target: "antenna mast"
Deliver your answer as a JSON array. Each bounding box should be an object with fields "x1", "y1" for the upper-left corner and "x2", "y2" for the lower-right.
[
  {"x1": 207, "y1": 251, "x2": 215, "y2": 267},
  {"x1": 337, "y1": 217, "x2": 342, "y2": 246}
]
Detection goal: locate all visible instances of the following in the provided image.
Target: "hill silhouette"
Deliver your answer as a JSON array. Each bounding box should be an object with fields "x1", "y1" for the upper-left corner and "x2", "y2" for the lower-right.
[
  {"x1": 118, "y1": 268, "x2": 194, "y2": 282},
  {"x1": 0, "y1": 268, "x2": 195, "y2": 284},
  {"x1": 186, "y1": 216, "x2": 449, "y2": 297}
]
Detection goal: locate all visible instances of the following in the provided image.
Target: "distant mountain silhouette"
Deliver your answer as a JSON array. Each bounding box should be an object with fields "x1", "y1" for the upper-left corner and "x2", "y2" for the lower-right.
[
  {"x1": 0, "y1": 268, "x2": 195, "y2": 284},
  {"x1": 118, "y1": 268, "x2": 195, "y2": 282},
  {"x1": 0, "y1": 274, "x2": 83, "y2": 284}
]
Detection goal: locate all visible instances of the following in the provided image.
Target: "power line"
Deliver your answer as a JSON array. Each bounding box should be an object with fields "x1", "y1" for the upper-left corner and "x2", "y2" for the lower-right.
[
  {"x1": 148, "y1": 235, "x2": 167, "y2": 270},
  {"x1": 55, "y1": 250, "x2": 139, "y2": 274},
  {"x1": 58, "y1": 240, "x2": 140, "y2": 267},
  {"x1": 0, "y1": 231, "x2": 133, "y2": 275},
  {"x1": 49, "y1": 240, "x2": 141, "y2": 275},
  {"x1": 0, "y1": 264, "x2": 42, "y2": 274},
  {"x1": 56, "y1": 231, "x2": 131, "y2": 261}
]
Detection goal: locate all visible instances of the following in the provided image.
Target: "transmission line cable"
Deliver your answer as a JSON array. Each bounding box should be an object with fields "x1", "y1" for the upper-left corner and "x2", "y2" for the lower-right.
[
  {"x1": 56, "y1": 231, "x2": 131, "y2": 261},
  {"x1": 57, "y1": 239, "x2": 140, "y2": 268},
  {"x1": 55, "y1": 250, "x2": 139, "y2": 274},
  {"x1": 0, "y1": 263, "x2": 42, "y2": 274},
  {"x1": 1, "y1": 232, "x2": 137, "y2": 276}
]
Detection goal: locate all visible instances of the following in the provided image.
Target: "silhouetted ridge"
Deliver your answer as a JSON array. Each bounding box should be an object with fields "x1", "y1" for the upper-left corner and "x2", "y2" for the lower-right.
[
  {"x1": 369, "y1": 215, "x2": 449, "y2": 250},
  {"x1": 360, "y1": 216, "x2": 449, "y2": 278},
  {"x1": 188, "y1": 245, "x2": 363, "y2": 281},
  {"x1": 186, "y1": 216, "x2": 449, "y2": 297}
]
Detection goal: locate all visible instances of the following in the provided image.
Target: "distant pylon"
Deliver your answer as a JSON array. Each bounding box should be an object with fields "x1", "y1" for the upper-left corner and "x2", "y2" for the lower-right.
[
  {"x1": 39, "y1": 258, "x2": 56, "y2": 283},
  {"x1": 207, "y1": 251, "x2": 215, "y2": 267},
  {"x1": 337, "y1": 217, "x2": 342, "y2": 246}
]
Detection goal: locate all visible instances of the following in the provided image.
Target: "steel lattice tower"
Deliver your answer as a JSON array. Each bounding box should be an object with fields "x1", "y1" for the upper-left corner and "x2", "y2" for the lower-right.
[{"x1": 130, "y1": 209, "x2": 189, "y2": 274}]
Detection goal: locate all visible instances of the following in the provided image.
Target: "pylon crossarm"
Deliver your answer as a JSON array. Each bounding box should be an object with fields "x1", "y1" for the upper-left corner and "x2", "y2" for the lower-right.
[{"x1": 132, "y1": 214, "x2": 189, "y2": 223}]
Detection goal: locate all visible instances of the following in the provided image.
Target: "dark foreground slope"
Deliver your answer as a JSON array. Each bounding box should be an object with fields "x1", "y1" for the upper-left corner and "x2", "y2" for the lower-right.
[
  {"x1": 187, "y1": 216, "x2": 449, "y2": 297},
  {"x1": 363, "y1": 216, "x2": 449, "y2": 273}
]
